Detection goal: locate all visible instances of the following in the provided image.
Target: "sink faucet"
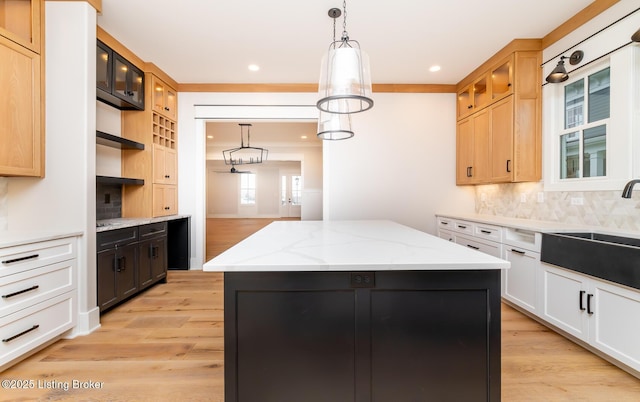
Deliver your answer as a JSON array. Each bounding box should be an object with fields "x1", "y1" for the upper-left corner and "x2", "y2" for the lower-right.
[{"x1": 621, "y1": 179, "x2": 640, "y2": 198}]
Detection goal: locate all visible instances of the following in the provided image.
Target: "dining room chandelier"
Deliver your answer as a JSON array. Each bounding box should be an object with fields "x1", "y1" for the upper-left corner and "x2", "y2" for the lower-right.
[
  {"x1": 317, "y1": 1, "x2": 373, "y2": 115},
  {"x1": 222, "y1": 123, "x2": 268, "y2": 166}
]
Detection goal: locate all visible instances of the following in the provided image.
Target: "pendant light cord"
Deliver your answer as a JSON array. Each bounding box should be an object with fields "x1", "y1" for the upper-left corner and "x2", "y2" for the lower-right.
[{"x1": 342, "y1": 0, "x2": 349, "y2": 41}]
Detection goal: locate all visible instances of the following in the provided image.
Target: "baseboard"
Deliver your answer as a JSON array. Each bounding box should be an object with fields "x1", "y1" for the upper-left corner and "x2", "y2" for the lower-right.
[{"x1": 67, "y1": 306, "x2": 101, "y2": 338}]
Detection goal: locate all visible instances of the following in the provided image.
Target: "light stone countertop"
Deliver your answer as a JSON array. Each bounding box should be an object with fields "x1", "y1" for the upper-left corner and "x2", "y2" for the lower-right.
[
  {"x1": 96, "y1": 215, "x2": 190, "y2": 232},
  {"x1": 436, "y1": 213, "x2": 640, "y2": 239},
  {"x1": 203, "y1": 220, "x2": 510, "y2": 272}
]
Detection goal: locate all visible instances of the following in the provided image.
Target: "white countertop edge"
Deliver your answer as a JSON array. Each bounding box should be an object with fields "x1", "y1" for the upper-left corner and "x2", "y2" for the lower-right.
[
  {"x1": 203, "y1": 263, "x2": 508, "y2": 272},
  {"x1": 0, "y1": 231, "x2": 84, "y2": 249}
]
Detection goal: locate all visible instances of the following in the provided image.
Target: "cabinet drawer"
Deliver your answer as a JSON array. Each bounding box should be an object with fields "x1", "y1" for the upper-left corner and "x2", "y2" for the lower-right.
[
  {"x1": 0, "y1": 261, "x2": 75, "y2": 318},
  {"x1": 452, "y1": 220, "x2": 474, "y2": 236},
  {"x1": 436, "y1": 217, "x2": 455, "y2": 231},
  {"x1": 456, "y1": 235, "x2": 502, "y2": 258},
  {"x1": 97, "y1": 226, "x2": 138, "y2": 251},
  {"x1": 0, "y1": 238, "x2": 76, "y2": 278},
  {"x1": 0, "y1": 293, "x2": 75, "y2": 368},
  {"x1": 139, "y1": 222, "x2": 167, "y2": 240},
  {"x1": 474, "y1": 223, "x2": 503, "y2": 242}
]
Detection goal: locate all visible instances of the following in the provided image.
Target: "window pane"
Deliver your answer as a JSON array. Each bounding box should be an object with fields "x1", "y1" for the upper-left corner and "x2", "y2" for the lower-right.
[
  {"x1": 564, "y1": 80, "x2": 584, "y2": 129},
  {"x1": 291, "y1": 176, "x2": 302, "y2": 205},
  {"x1": 588, "y1": 68, "x2": 610, "y2": 123},
  {"x1": 281, "y1": 176, "x2": 287, "y2": 205},
  {"x1": 560, "y1": 132, "x2": 580, "y2": 179},
  {"x1": 583, "y1": 125, "x2": 606, "y2": 177},
  {"x1": 240, "y1": 174, "x2": 256, "y2": 205}
]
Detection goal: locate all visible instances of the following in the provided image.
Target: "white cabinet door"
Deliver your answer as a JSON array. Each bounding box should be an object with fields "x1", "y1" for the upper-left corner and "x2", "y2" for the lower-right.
[
  {"x1": 590, "y1": 279, "x2": 640, "y2": 371},
  {"x1": 540, "y1": 262, "x2": 589, "y2": 341},
  {"x1": 438, "y1": 229, "x2": 455, "y2": 242},
  {"x1": 503, "y1": 247, "x2": 540, "y2": 314}
]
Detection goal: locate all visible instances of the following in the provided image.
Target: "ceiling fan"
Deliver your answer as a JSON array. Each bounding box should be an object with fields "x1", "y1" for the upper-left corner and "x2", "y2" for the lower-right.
[{"x1": 215, "y1": 166, "x2": 253, "y2": 174}]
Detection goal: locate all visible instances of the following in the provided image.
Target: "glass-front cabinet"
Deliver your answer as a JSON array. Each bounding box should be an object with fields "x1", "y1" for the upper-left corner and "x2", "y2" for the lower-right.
[
  {"x1": 491, "y1": 55, "x2": 513, "y2": 101},
  {"x1": 0, "y1": 0, "x2": 41, "y2": 52},
  {"x1": 97, "y1": 41, "x2": 112, "y2": 93},
  {"x1": 113, "y1": 53, "x2": 144, "y2": 109}
]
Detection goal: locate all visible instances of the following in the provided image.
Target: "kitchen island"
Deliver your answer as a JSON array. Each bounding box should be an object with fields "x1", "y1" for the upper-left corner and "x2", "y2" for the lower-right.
[{"x1": 203, "y1": 220, "x2": 510, "y2": 402}]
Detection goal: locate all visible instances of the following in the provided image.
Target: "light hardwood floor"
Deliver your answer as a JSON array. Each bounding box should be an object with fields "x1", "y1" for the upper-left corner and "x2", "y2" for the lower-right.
[{"x1": 2, "y1": 218, "x2": 639, "y2": 401}]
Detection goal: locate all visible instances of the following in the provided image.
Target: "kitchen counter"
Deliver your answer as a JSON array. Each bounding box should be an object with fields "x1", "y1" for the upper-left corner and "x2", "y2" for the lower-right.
[
  {"x1": 96, "y1": 215, "x2": 190, "y2": 232},
  {"x1": 436, "y1": 212, "x2": 640, "y2": 239},
  {"x1": 203, "y1": 219, "x2": 509, "y2": 272},
  {"x1": 205, "y1": 220, "x2": 505, "y2": 402}
]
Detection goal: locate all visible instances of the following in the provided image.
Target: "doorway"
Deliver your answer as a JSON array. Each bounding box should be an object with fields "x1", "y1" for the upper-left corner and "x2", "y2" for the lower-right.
[{"x1": 280, "y1": 171, "x2": 302, "y2": 218}]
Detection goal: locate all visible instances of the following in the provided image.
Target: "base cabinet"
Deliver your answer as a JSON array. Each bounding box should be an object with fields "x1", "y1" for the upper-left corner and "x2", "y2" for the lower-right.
[
  {"x1": 541, "y1": 262, "x2": 640, "y2": 372},
  {"x1": 225, "y1": 270, "x2": 501, "y2": 402},
  {"x1": 503, "y1": 246, "x2": 540, "y2": 314},
  {"x1": 138, "y1": 222, "x2": 167, "y2": 289},
  {"x1": 97, "y1": 227, "x2": 139, "y2": 311},
  {"x1": 97, "y1": 223, "x2": 167, "y2": 313}
]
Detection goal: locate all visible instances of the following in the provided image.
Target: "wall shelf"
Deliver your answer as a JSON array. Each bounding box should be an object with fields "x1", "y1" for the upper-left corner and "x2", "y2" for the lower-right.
[
  {"x1": 96, "y1": 131, "x2": 144, "y2": 150},
  {"x1": 96, "y1": 176, "x2": 144, "y2": 186}
]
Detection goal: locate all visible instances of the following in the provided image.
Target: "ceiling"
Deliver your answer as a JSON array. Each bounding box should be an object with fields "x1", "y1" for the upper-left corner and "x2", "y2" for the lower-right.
[
  {"x1": 206, "y1": 122, "x2": 321, "y2": 147},
  {"x1": 97, "y1": 0, "x2": 595, "y2": 86}
]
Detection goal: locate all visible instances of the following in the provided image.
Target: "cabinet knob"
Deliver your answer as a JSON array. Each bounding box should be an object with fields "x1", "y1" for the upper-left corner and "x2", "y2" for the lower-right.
[
  {"x1": 164, "y1": 107, "x2": 170, "y2": 111},
  {"x1": 467, "y1": 105, "x2": 473, "y2": 109}
]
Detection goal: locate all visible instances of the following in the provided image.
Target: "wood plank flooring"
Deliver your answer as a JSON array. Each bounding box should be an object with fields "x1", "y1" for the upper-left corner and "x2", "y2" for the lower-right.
[{"x1": 2, "y1": 218, "x2": 639, "y2": 401}]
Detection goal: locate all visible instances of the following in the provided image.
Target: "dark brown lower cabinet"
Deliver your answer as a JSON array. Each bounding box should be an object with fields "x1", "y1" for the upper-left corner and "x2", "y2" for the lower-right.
[
  {"x1": 224, "y1": 270, "x2": 501, "y2": 402},
  {"x1": 97, "y1": 222, "x2": 167, "y2": 313},
  {"x1": 138, "y1": 222, "x2": 168, "y2": 289}
]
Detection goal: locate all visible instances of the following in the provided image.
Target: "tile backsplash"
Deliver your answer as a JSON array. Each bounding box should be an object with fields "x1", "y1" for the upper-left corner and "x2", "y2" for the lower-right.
[
  {"x1": 96, "y1": 183, "x2": 122, "y2": 220},
  {"x1": 0, "y1": 178, "x2": 7, "y2": 231},
  {"x1": 475, "y1": 182, "x2": 640, "y2": 231}
]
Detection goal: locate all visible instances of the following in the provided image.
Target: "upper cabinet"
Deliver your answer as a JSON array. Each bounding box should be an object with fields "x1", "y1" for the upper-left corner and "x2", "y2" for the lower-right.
[
  {"x1": 456, "y1": 44, "x2": 541, "y2": 185},
  {"x1": 0, "y1": 0, "x2": 41, "y2": 53},
  {"x1": 151, "y1": 75, "x2": 177, "y2": 120},
  {"x1": 96, "y1": 39, "x2": 145, "y2": 110},
  {"x1": 0, "y1": 0, "x2": 44, "y2": 177}
]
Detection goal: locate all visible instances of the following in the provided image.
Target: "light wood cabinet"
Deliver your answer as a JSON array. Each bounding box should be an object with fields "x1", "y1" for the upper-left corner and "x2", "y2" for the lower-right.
[
  {"x1": 0, "y1": 0, "x2": 44, "y2": 177},
  {"x1": 151, "y1": 75, "x2": 177, "y2": 120},
  {"x1": 456, "y1": 109, "x2": 490, "y2": 185},
  {"x1": 152, "y1": 184, "x2": 177, "y2": 217},
  {"x1": 455, "y1": 48, "x2": 541, "y2": 185},
  {"x1": 122, "y1": 72, "x2": 178, "y2": 218}
]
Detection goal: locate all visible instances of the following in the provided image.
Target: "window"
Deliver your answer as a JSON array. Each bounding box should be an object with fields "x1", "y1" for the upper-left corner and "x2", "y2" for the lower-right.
[
  {"x1": 559, "y1": 67, "x2": 609, "y2": 180},
  {"x1": 240, "y1": 174, "x2": 256, "y2": 205},
  {"x1": 291, "y1": 176, "x2": 302, "y2": 205}
]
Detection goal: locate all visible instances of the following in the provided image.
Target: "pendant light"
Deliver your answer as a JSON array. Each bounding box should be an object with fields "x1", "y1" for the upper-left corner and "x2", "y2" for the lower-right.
[
  {"x1": 317, "y1": 110, "x2": 354, "y2": 140},
  {"x1": 317, "y1": 1, "x2": 373, "y2": 114},
  {"x1": 222, "y1": 124, "x2": 268, "y2": 166}
]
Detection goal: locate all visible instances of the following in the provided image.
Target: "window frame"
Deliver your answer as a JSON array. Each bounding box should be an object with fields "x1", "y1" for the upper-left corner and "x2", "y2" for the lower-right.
[{"x1": 543, "y1": 47, "x2": 637, "y2": 192}]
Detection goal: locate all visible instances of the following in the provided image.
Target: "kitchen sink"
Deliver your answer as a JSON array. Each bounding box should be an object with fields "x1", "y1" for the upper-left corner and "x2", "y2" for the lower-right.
[{"x1": 541, "y1": 232, "x2": 640, "y2": 290}]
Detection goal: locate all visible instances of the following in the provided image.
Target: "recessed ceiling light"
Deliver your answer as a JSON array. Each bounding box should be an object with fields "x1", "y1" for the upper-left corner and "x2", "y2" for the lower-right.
[
  {"x1": 429, "y1": 65, "x2": 441, "y2": 72},
  {"x1": 301, "y1": 135, "x2": 308, "y2": 139},
  {"x1": 248, "y1": 64, "x2": 260, "y2": 72},
  {"x1": 207, "y1": 135, "x2": 213, "y2": 139}
]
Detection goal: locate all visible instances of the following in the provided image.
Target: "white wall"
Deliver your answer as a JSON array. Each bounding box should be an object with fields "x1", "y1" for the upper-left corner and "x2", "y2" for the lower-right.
[
  {"x1": 323, "y1": 93, "x2": 475, "y2": 233},
  {"x1": 6, "y1": 2, "x2": 100, "y2": 334},
  {"x1": 178, "y1": 92, "x2": 475, "y2": 268}
]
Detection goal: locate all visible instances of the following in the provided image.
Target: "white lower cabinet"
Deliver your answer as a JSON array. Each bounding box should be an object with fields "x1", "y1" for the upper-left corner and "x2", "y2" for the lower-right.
[
  {"x1": 436, "y1": 214, "x2": 640, "y2": 377},
  {"x1": 0, "y1": 235, "x2": 78, "y2": 370},
  {"x1": 503, "y1": 247, "x2": 540, "y2": 314},
  {"x1": 541, "y1": 262, "x2": 640, "y2": 372}
]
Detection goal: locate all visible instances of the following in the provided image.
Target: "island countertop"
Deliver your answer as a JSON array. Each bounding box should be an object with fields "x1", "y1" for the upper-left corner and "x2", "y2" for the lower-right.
[{"x1": 203, "y1": 220, "x2": 510, "y2": 272}]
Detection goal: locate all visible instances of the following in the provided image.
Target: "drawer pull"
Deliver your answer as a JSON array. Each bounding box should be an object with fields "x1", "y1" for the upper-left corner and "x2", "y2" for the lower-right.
[
  {"x1": 441, "y1": 221, "x2": 449, "y2": 225},
  {"x1": 2, "y1": 285, "x2": 40, "y2": 299},
  {"x1": 457, "y1": 225, "x2": 467, "y2": 229},
  {"x1": 466, "y1": 244, "x2": 479, "y2": 250},
  {"x1": 480, "y1": 230, "x2": 492, "y2": 234},
  {"x1": 2, "y1": 324, "x2": 40, "y2": 343},
  {"x1": 2, "y1": 254, "x2": 39, "y2": 264},
  {"x1": 511, "y1": 249, "x2": 526, "y2": 255}
]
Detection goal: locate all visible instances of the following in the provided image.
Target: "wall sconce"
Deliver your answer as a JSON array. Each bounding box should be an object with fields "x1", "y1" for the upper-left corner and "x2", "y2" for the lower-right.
[
  {"x1": 545, "y1": 50, "x2": 584, "y2": 83},
  {"x1": 632, "y1": 28, "x2": 640, "y2": 42}
]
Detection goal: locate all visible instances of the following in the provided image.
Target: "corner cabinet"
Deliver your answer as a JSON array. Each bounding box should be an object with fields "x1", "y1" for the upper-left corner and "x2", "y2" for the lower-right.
[
  {"x1": 456, "y1": 50, "x2": 541, "y2": 185},
  {"x1": 0, "y1": 0, "x2": 44, "y2": 177},
  {"x1": 122, "y1": 72, "x2": 178, "y2": 218}
]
